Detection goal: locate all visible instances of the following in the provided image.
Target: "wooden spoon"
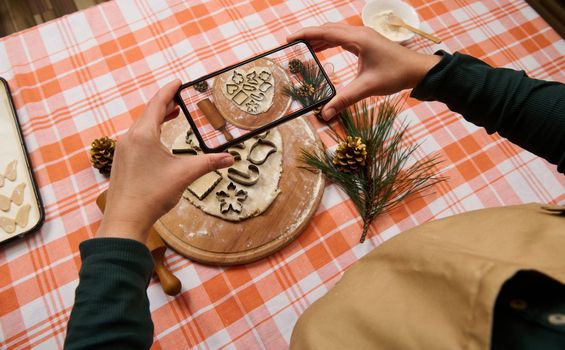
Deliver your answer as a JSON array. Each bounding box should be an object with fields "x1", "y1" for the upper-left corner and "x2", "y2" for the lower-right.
[{"x1": 387, "y1": 14, "x2": 442, "y2": 44}]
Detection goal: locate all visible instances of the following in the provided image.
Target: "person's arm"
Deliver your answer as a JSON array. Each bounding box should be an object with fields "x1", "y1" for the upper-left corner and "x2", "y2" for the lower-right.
[
  {"x1": 411, "y1": 51, "x2": 565, "y2": 174},
  {"x1": 64, "y1": 239, "x2": 154, "y2": 350},
  {"x1": 288, "y1": 24, "x2": 565, "y2": 174},
  {"x1": 64, "y1": 81, "x2": 234, "y2": 349}
]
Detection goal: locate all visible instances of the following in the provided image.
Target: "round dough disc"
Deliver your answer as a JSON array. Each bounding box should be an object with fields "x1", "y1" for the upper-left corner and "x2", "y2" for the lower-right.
[
  {"x1": 213, "y1": 57, "x2": 291, "y2": 130},
  {"x1": 172, "y1": 129, "x2": 283, "y2": 221}
]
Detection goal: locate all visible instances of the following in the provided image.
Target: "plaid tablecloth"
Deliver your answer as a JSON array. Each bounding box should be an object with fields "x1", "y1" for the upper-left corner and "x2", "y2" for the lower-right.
[{"x1": 1, "y1": 0, "x2": 564, "y2": 348}]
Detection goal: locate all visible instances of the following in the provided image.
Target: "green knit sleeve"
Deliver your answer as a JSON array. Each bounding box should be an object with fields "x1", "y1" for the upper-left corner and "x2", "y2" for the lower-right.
[
  {"x1": 411, "y1": 51, "x2": 565, "y2": 174},
  {"x1": 64, "y1": 238, "x2": 155, "y2": 350}
]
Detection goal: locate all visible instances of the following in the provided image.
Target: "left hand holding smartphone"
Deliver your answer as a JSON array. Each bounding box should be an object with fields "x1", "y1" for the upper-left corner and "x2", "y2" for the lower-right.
[{"x1": 97, "y1": 80, "x2": 234, "y2": 243}]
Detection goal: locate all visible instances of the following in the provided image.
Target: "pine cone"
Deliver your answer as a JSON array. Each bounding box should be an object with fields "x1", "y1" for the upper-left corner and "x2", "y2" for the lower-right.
[
  {"x1": 333, "y1": 136, "x2": 367, "y2": 172},
  {"x1": 297, "y1": 83, "x2": 315, "y2": 97},
  {"x1": 313, "y1": 106, "x2": 323, "y2": 120},
  {"x1": 288, "y1": 59, "x2": 304, "y2": 74},
  {"x1": 90, "y1": 136, "x2": 116, "y2": 176},
  {"x1": 194, "y1": 81, "x2": 208, "y2": 93}
]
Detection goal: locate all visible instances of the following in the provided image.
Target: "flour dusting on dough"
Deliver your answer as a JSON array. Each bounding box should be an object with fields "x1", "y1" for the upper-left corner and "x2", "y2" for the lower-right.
[
  {"x1": 173, "y1": 129, "x2": 283, "y2": 221},
  {"x1": 221, "y1": 66, "x2": 275, "y2": 115}
]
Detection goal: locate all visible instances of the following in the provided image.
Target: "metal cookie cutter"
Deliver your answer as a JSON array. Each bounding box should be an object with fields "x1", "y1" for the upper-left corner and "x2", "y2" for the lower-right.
[
  {"x1": 247, "y1": 138, "x2": 277, "y2": 165},
  {"x1": 227, "y1": 164, "x2": 260, "y2": 186}
]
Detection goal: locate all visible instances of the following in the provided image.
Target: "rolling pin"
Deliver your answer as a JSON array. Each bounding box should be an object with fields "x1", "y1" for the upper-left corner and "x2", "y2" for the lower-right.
[
  {"x1": 96, "y1": 191, "x2": 182, "y2": 296},
  {"x1": 197, "y1": 98, "x2": 233, "y2": 141}
]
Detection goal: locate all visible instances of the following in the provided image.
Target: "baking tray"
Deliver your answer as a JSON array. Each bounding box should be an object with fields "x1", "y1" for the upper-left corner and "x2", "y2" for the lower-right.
[{"x1": 0, "y1": 77, "x2": 44, "y2": 244}]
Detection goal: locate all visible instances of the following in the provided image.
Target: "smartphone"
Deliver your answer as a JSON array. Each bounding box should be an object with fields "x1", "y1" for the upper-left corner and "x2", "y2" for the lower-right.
[{"x1": 175, "y1": 40, "x2": 335, "y2": 153}]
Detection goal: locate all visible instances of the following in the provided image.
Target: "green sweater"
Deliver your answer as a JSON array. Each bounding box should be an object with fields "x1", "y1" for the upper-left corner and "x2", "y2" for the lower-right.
[
  {"x1": 64, "y1": 238, "x2": 154, "y2": 349},
  {"x1": 64, "y1": 52, "x2": 565, "y2": 349}
]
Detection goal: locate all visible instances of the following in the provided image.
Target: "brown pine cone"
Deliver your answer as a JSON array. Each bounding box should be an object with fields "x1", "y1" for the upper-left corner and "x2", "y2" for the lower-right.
[
  {"x1": 297, "y1": 83, "x2": 315, "y2": 97},
  {"x1": 90, "y1": 136, "x2": 116, "y2": 176},
  {"x1": 332, "y1": 136, "x2": 367, "y2": 172},
  {"x1": 288, "y1": 59, "x2": 304, "y2": 74},
  {"x1": 194, "y1": 81, "x2": 208, "y2": 93}
]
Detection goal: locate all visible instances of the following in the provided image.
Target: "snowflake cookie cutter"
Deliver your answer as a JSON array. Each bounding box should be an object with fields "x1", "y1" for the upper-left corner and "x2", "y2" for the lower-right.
[{"x1": 216, "y1": 182, "x2": 248, "y2": 214}]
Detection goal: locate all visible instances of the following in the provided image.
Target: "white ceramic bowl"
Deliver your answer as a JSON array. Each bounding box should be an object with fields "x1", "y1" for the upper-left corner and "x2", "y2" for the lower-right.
[{"x1": 361, "y1": 0, "x2": 420, "y2": 43}]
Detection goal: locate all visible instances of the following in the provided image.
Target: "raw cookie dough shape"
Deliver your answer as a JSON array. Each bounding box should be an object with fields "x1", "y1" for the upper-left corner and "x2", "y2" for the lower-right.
[
  {"x1": 216, "y1": 182, "x2": 248, "y2": 214},
  {"x1": 188, "y1": 171, "x2": 223, "y2": 200},
  {"x1": 0, "y1": 160, "x2": 17, "y2": 188},
  {"x1": 243, "y1": 84, "x2": 256, "y2": 91},
  {"x1": 247, "y1": 138, "x2": 277, "y2": 165},
  {"x1": 231, "y1": 71, "x2": 244, "y2": 84},
  {"x1": 259, "y1": 82, "x2": 273, "y2": 93},
  {"x1": 0, "y1": 183, "x2": 25, "y2": 211},
  {"x1": 0, "y1": 204, "x2": 31, "y2": 234},
  {"x1": 246, "y1": 71, "x2": 259, "y2": 85},
  {"x1": 228, "y1": 165, "x2": 260, "y2": 186},
  {"x1": 246, "y1": 100, "x2": 260, "y2": 113},
  {"x1": 226, "y1": 83, "x2": 239, "y2": 94}
]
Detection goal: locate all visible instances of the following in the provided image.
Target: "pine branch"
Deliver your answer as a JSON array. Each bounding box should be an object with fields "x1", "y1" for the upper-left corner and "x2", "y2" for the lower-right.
[
  {"x1": 283, "y1": 61, "x2": 332, "y2": 109},
  {"x1": 299, "y1": 96, "x2": 446, "y2": 243}
]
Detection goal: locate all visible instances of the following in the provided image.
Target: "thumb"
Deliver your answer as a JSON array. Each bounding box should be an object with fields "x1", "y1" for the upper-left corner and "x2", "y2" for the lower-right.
[
  {"x1": 322, "y1": 78, "x2": 372, "y2": 121},
  {"x1": 175, "y1": 153, "x2": 234, "y2": 186}
]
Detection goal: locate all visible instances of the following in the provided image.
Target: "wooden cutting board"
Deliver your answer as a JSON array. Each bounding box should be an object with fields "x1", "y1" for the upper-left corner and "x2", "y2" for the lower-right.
[{"x1": 156, "y1": 116, "x2": 324, "y2": 265}]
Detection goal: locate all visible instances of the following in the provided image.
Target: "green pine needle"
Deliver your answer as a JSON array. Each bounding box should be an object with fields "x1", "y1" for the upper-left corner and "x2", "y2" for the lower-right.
[
  {"x1": 299, "y1": 97, "x2": 446, "y2": 243},
  {"x1": 283, "y1": 62, "x2": 332, "y2": 108}
]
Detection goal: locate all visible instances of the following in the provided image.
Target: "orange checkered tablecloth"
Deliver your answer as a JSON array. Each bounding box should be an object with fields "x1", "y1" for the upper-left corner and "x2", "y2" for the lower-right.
[{"x1": 1, "y1": 0, "x2": 564, "y2": 348}]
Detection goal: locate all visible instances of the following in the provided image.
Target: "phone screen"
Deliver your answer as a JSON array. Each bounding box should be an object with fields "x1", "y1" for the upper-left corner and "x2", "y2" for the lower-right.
[{"x1": 176, "y1": 41, "x2": 334, "y2": 152}]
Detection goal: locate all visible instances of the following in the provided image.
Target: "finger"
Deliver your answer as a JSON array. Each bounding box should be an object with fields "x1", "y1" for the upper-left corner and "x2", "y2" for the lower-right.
[
  {"x1": 175, "y1": 153, "x2": 235, "y2": 185},
  {"x1": 287, "y1": 25, "x2": 357, "y2": 48},
  {"x1": 310, "y1": 42, "x2": 337, "y2": 52},
  {"x1": 322, "y1": 77, "x2": 374, "y2": 120},
  {"x1": 141, "y1": 79, "x2": 182, "y2": 128},
  {"x1": 163, "y1": 107, "x2": 180, "y2": 123},
  {"x1": 165, "y1": 99, "x2": 177, "y2": 115}
]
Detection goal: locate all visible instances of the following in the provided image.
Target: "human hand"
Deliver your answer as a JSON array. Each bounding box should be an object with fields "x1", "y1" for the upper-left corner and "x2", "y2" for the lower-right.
[
  {"x1": 288, "y1": 23, "x2": 441, "y2": 120},
  {"x1": 97, "y1": 80, "x2": 234, "y2": 242}
]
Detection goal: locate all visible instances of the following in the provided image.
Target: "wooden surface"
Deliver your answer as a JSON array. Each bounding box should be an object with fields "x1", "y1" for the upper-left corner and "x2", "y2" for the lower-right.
[
  {"x1": 212, "y1": 57, "x2": 292, "y2": 130},
  {"x1": 156, "y1": 115, "x2": 324, "y2": 266},
  {"x1": 0, "y1": 0, "x2": 107, "y2": 37},
  {"x1": 526, "y1": 0, "x2": 565, "y2": 38}
]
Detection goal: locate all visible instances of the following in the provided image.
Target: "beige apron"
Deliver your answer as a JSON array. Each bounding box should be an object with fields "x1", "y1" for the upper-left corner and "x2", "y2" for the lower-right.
[{"x1": 291, "y1": 203, "x2": 565, "y2": 349}]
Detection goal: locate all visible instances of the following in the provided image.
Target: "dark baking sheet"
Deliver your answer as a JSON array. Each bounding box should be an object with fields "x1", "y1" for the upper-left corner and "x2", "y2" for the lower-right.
[{"x1": 0, "y1": 77, "x2": 44, "y2": 244}]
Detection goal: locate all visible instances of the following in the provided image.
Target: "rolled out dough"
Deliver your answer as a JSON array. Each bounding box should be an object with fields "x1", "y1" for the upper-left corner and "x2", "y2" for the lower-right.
[
  {"x1": 221, "y1": 66, "x2": 275, "y2": 115},
  {"x1": 172, "y1": 129, "x2": 283, "y2": 221}
]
